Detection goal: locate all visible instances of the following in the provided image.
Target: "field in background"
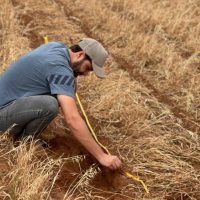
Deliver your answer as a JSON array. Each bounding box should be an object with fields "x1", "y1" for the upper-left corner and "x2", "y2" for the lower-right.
[{"x1": 0, "y1": 0, "x2": 200, "y2": 199}]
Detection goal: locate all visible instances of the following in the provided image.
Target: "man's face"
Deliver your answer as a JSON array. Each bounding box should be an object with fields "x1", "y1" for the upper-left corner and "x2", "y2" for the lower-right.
[{"x1": 72, "y1": 56, "x2": 93, "y2": 77}]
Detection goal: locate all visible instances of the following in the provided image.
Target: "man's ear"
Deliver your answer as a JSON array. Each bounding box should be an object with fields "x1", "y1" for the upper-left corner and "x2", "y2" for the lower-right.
[{"x1": 77, "y1": 51, "x2": 85, "y2": 59}]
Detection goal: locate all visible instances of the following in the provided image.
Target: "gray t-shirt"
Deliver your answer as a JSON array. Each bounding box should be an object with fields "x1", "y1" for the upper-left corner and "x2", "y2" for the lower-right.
[{"x1": 0, "y1": 42, "x2": 75, "y2": 108}]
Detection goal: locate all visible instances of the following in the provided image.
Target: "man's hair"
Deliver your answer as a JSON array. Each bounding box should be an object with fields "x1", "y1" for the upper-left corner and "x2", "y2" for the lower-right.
[
  {"x1": 69, "y1": 44, "x2": 92, "y2": 63},
  {"x1": 69, "y1": 44, "x2": 82, "y2": 53}
]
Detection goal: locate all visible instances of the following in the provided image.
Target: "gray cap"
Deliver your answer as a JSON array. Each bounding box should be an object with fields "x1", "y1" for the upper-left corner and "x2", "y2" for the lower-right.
[{"x1": 78, "y1": 38, "x2": 108, "y2": 78}]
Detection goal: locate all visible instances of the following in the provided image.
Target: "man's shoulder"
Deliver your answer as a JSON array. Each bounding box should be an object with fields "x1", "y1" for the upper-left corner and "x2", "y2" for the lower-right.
[{"x1": 44, "y1": 41, "x2": 66, "y2": 48}]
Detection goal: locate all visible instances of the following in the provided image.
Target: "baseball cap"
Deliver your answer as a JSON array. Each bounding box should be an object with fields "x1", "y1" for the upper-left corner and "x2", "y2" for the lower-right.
[{"x1": 78, "y1": 38, "x2": 108, "y2": 78}]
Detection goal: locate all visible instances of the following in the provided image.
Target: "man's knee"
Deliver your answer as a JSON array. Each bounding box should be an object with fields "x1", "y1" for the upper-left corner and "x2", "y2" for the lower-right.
[{"x1": 42, "y1": 96, "x2": 59, "y2": 118}]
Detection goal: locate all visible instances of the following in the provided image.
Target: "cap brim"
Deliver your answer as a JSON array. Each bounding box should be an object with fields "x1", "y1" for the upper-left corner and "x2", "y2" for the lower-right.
[{"x1": 92, "y1": 61, "x2": 105, "y2": 79}]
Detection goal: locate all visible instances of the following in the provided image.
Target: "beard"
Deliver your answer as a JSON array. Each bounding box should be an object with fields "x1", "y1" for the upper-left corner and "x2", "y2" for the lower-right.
[{"x1": 72, "y1": 58, "x2": 85, "y2": 77}]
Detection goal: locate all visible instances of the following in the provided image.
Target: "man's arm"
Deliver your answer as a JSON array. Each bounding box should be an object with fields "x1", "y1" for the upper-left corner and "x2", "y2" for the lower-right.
[{"x1": 57, "y1": 95, "x2": 122, "y2": 170}]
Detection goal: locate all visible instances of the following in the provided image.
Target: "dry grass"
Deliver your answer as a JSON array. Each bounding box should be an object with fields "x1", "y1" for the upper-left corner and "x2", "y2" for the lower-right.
[
  {"x1": 0, "y1": 134, "x2": 64, "y2": 200},
  {"x1": 0, "y1": 0, "x2": 30, "y2": 73},
  {"x1": 78, "y1": 63, "x2": 200, "y2": 199},
  {"x1": 57, "y1": 0, "x2": 200, "y2": 198},
  {"x1": 0, "y1": 133, "x2": 92, "y2": 200},
  {"x1": 62, "y1": 0, "x2": 200, "y2": 120},
  {"x1": 1, "y1": 0, "x2": 200, "y2": 199},
  {"x1": 63, "y1": 164, "x2": 101, "y2": 199}
]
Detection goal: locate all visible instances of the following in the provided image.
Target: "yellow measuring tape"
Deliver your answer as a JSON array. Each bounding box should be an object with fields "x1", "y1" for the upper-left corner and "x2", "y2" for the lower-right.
[{"x1": 44, "y1": 36, "x2": 149, "y2": 194}]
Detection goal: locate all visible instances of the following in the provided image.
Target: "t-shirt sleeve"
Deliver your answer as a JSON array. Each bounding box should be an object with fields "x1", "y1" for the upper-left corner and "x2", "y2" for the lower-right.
[{"x1": 47, "y1": 73, "x2": 75, "y2": 98}]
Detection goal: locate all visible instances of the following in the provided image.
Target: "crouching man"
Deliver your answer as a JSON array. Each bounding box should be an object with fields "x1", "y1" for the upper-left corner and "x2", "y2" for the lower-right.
[{"x1": 0, "y1": 38, "x2": 122, "y2": 170}]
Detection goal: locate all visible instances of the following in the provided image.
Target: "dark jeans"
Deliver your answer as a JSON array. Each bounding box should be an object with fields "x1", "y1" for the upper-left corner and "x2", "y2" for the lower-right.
[{"x1": 0, "y1": 95, "x2": 59, "y2": 140}]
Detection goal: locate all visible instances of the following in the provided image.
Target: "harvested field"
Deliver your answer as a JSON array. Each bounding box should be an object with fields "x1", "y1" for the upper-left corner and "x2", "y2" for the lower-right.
[{"x1": 0, "y1": 0, "x2": 200, "y2": 199}]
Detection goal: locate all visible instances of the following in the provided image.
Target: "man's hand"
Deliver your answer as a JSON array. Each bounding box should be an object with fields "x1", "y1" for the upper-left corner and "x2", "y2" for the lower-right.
[{"x1": 98, "y1": 153, "x2": 122, "y2": 170}]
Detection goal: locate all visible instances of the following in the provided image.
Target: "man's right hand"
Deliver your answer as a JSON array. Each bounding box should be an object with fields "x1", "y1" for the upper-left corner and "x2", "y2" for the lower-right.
[{"x1": 98, "y1": 153, "x2": 122, "y2": 170}]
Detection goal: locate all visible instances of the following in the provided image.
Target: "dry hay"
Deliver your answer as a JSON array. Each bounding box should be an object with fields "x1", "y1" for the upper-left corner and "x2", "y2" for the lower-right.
[
  {"x1": 62, "y1": 0, "x2": 200, "y2": 120},
  {"x1": 0, "y1": 0, "x2": 30, "y2": 73},
  {"x1": 0, "y1": 0, "x2": 200, "y2": 199},
  {"x1": 78, "y1": 60, "x2": 200, "y2": 198},
  {"x1": 0, "y1": 133, "x2": 64, "y2": 200}
]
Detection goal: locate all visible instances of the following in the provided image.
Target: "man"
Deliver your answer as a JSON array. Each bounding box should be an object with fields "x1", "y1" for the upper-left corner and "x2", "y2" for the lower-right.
[{"x1": 0, "y1": 38, "x2": 122, "y2": 170}]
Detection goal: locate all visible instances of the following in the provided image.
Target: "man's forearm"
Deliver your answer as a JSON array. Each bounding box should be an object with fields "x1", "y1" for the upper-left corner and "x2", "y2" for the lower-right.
[
  {"x1": 58, "y1": 95, "x2": 122, "y2": 170},
  {"x1": 67, "y1": 117, "x2": 105, "y2": 161}
]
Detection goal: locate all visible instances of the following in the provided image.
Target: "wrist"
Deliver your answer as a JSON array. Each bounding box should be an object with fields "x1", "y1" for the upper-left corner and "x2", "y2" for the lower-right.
[
  {"x1": 95, "y1": 152, "x2": 107, "y2": 162},
  {"x1": 95, "y1": 149, "x2": 105, "y2": 161}
]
